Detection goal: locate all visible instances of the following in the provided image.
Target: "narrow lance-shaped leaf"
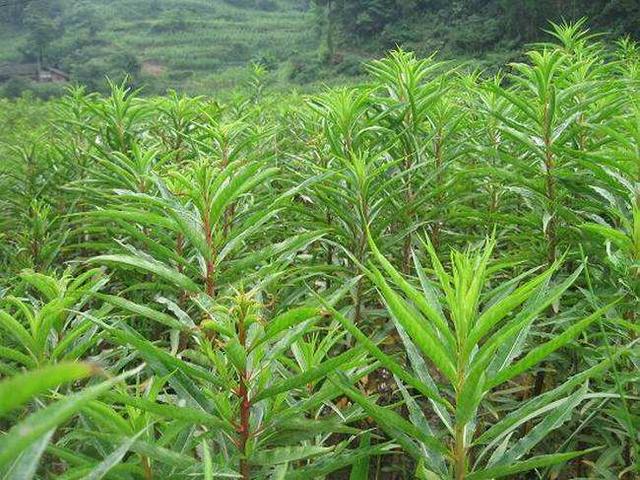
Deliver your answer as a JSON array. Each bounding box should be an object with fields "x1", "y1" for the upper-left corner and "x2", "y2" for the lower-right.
[
  {"x1": 466, "y1": 448, "x2": 601, "y2": 480},
  {"x1": 0, "y1": 362, "x2": 98, "y2": 418},
  {"x1": 0, "y1": 366, "x2": 141, "y2": 468},
  {"x1": 488, "y1": 300, "x2": 619, "y2": 388},
  {"x1": 90, "y1": 254, "x2": 200, "y2": 292},
  {"x1": 323, "y1": 302, "x2": 451, "y2": 410},
  {"x1": 367, "y1": 234, "x2": 455, "y2": 348},
  {"x1": 368, "y1": 264, "x2": 457, "y2": 384},
  {"x1": 332, "y1": 374, "x2": 448, "y2": 458},
  {"x1": 254, "y1": 345, "x2": 367, "y2": 402},
  {"x1": 82, "y1": 429, "x2": 147, "y2": 480}
]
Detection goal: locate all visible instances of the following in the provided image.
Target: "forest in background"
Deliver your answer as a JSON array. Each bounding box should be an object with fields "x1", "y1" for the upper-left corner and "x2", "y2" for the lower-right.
[{"x1": 0, "y1": 0, "x2": 639, "y2": 97}]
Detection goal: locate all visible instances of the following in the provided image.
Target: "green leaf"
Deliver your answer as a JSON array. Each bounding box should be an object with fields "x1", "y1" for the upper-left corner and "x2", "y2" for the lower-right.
[
  {"x1": 466, "y1": 448, "x2": 601, "y2": 480},
  {"x1": 1, "y1": 430, "x2": 54, "y2": 480},
  {"x1": 90, "y1": 254, "x2": 200, "y2": 292},
  {"x1": 333, "y1": 374, "x2": 447, "y2": 458},
  {"x1": 494, "y1": 383, "x2": 588, "y2": 466},
  {"x1": 456, "y1": 367, "x2": 485, "y2": 425},
  {"x1": 0, "y1": 346, "x2": 36, "y2": 368},
  {"x1": 256, "y1": 307, "x2": 321, "y2": 348},
  {"x1": 96, "y1": 294, "x2": 190, "y2": 331},
  {"x1": 467, "y1": 264, "x2": 559, "y2": 350},
  {"x1": 254, "y1": 346, "x2": 367, "y2": 402},
  {"x1": 87, "y1": 208, "x2": 177, "y2": 231},
  {"x1": 0, "y1": 362, "x2": 98, "y2": 418},
  {"x1": 81, "y1": 430, "x2": 145, "y2": 480},
  {"x1": 209, "y1": 164, "x2": 278, "y2": 227},
  {"x1": 102, "y1": 392, "x2": 230, "y2": 431},
  {"x1": 368, "y1": 236, "x2": 454, "y2": 348},
  {"x1": 327, "y1": 304, "x2": 451, "y2": 409},
  {"x1": 0, "y1": 367, "x2": 138, "y2": 468},
  {"x1": 474, "y1": 358, "x2": 614, "y2": 447},
  {"x1": 475, "y1": 266, "x2": 584, "y2": 380},
  {"x1": 121, "y1": 437, "x2": 198, "y2": 469},
  {"x1": 368, "y1": 264, "x2": 457, "y2": 384},
  {"x1": 108, "y1": 328, "x2": 219, "y2": 410},
  {"x1": 285, "y1": 443, "x2": 394, "y2": 479},
  {"x1": 582, "y1": 223, "x2": 634, "y2": 252},
  {"x1": 252, "y1": 445, "x2": 333, "y2": 466},
  {"x1": 225, "y1": 338, "x2": 247, "y2": 372},
  {"x1": 0, "y1": 310, "x2": 36, "y2": 355},
  {"x1": 202, "y1": 440, "x2": 214, "y2": 480},
  {"x1": 488, "y1": 300, "x2": 618, "y2": 388},
  {"x1": 19, "y1": 271, "x2": 60, "y2": 301},
  {"x1": 349, "y1": 433, "x2": 371, "y2": 480}
]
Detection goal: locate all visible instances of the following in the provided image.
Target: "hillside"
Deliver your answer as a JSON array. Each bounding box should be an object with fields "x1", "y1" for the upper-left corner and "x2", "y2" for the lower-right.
[
  {"x1": 1, "y1": 0, "x2": 639, "y2": 98},
  {"x1": 0, "y1": 0, "x2": 322, "y2": 95}
]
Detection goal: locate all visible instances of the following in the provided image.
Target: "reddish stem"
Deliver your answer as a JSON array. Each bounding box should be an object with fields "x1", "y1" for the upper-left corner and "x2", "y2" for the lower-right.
[{"x1": 237, "y1": 311, "x2": 251, "y2": 479}]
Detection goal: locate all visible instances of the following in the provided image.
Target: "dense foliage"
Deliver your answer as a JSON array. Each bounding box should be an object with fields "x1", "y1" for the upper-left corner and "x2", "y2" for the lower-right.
[
  {"x1": 320, "y1": 0, "x2": 640, "y2": 43},
  {"x1": 295, "y1": 1, "x2": 640, "y2": 79},
  {"x1": 1, "y1": 23, "x2": 639, "y2": 479}
]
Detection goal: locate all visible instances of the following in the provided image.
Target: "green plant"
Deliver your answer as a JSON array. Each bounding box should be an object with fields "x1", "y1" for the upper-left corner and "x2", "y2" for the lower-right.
[
  {"x1": 93, "y1": 286, "x2": 376, "y2": 479},
  {"x1": 332, "y1": 236, "x2": 617, "y2": 479},
  {"x1": 0, "y1": 358, "x2": 145, "y2": 480},
  {"x1": 0, "y1": 269, "x2": 106, "y2": 372},
  {"x1": 1, "y1": 20, "x2": 639, "y2": 479}
]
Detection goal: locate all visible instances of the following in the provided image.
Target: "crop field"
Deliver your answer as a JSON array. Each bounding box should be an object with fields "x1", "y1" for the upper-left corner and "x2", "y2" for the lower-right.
[
  {"x1": 0, "y1": 0, "x2": 321, "y2": 94},
  {"x1": 0, "y1": 21, "x2": 639, "y2": 479}
]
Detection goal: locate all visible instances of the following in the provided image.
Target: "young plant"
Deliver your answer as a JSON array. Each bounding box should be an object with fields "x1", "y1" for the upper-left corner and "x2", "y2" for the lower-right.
[
  {"x1": 0, "y1": 268, "x2": 107, "y2": 372},
  {"x1": 366, "y1": 50, "x2": 453, "y2": 266},
  {"x1": 0, "y1": 362, "x2": 142, "y2": 479},
  {"x1": 301, "y1": 87, "x2": 410, "y2": 324},
  {"x1": 331, "y1": 236, "x2": 616, "y2": 479},
  {"x1": 98, "y1": 286, "x2": 375, "y2": 479}
]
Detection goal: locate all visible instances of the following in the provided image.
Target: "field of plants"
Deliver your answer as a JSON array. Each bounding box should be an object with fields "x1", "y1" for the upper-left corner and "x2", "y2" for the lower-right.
[{"x1": 0, "y1": 22, "x2": 639, "y2": 479}]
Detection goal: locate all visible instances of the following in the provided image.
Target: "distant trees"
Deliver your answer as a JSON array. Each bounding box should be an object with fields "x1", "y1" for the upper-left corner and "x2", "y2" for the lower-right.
[
  {"x1": 72, "y1": 51, "x2": 141, "y2": 93},
  {"x1": 224, "y1": 0, "x2": 279, "y2": 10},
  {"x1": 498, "y1": 0, "x2": 640, "y2": 40},
  {"x1": 312, "y1": 0, "x2": 336, "y2": 59},
  {"x1": 316, "y1": 0, "x2": 640, "y2": 54},
  {"x1": 313, "y1": 0, "x2": 398, "y2": 41},
  {"x1": 65, "y1": 2, "x2": 101, "y2": 38},
  {"x1": 0, "y1": 0, "x2": 28, "y2": 27},
  {"x1": 339, "y1": 0, "x2": 396, "y2": 37},
  {"x1": 17, "y1": 0, "x2": 64, "y2": 67}
]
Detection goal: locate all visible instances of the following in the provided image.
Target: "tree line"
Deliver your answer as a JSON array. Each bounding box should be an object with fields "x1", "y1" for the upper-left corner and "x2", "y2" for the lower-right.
[{"x1": 312, "y1": 0, "x2": 640, "y2": 58}]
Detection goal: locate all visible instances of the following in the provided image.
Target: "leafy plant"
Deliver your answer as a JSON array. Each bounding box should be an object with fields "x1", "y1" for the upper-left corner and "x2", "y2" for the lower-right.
[
  {"x1": 1, "y1": 20, "x2": 639, "y2": 479},
  {"x1": 332, "y1": 236, "x2": 617, "y2": 479}
]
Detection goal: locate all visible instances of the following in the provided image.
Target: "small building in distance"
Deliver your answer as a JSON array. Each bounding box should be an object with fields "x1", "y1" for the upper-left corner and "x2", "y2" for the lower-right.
[
  {"x1": 0, "y1": 63, "x2": 69, "y2": 83},
  {"x1": 38, "y1": 67, "x2": 70, "y2": 83}
]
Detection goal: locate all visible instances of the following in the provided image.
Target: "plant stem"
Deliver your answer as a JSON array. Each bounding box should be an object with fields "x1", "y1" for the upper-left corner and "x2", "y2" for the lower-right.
[
  {"x1": 432, "y1": 129, "x2": 444, "y2": 249},
  {"x1": 354, "y1": 189, "x2": 370, "y2": 325},
  {"x1": 142, "y1": 455, "x2": 153, "y2": 480},
  {"x1": 454, "y1": 423, "x2": 466, "y2": 480},
  {"x1": 238, "y1": 308, "x2": 251, "y2": 480},
  {"x1": 238, "y1": 375, "x2": 251, "y2": 480},
  {"x1": 533, "y1": 99, "x2": 558, "y2": 401},
  {"x1": 402, "y1": 136, "x2": 415, "y2": 273}
]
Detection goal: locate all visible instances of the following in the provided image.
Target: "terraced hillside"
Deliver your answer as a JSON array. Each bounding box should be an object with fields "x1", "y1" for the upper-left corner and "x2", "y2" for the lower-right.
[
  {"x1": 0, "y1": 0, "x2": 320, "y2": 94},
  {"x1": 93, "y1": 0, "x2": 316, "y2": 91}
]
